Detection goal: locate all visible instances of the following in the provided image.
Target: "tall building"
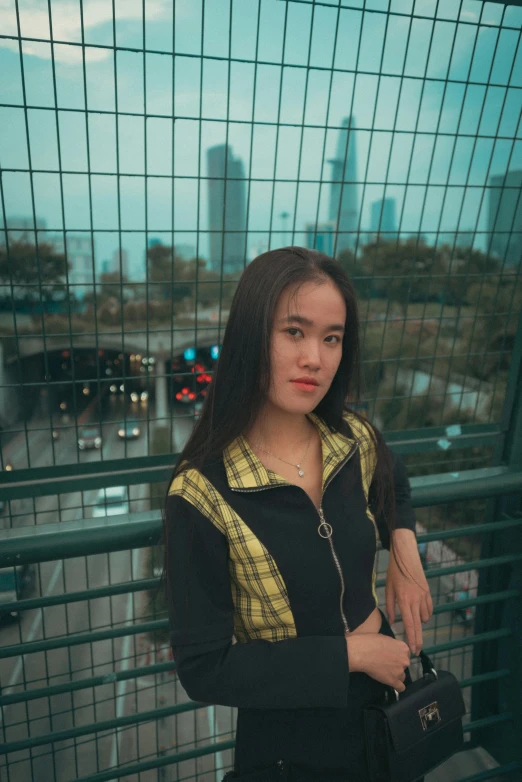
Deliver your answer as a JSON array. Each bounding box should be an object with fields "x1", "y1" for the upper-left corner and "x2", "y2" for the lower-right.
[
  {"x1": 328, "y1": 116, "x2": 359, "y2": 255},
  {"x1": 370, "y1": 198, "x2": 397, "y2": 238},
  {"x1": 488, "y1": 170, "x2": 522, "y2": 267},
  {"x1": 305, "y1": 222, "x2": 336, "y2": 257},
  {"x1": 207, "y1": 144, "x2": 246, "y2": 276}
]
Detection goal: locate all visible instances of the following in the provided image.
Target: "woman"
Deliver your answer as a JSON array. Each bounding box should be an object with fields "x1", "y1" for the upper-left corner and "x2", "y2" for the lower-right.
[{"x1": 164, "y1": 247, "x2": 433, "y2": 781}]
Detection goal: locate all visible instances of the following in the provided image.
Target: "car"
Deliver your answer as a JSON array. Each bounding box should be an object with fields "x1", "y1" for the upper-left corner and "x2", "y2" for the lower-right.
[
  {"x1": 118, "y1": 421, "x2": 140, "y2": 439},
  {"x1": 0, "y1": 564, "x2": 35, "y2": 624},
  {"x1": 78, "y1": 426, "x2": 102, "y2": 450},
  {"x1": 175, "y1": 387, "x2": 197, "y2": 404},
  {"x1": 92, "y1": 486, "x2": 129, "y2": 517},
  {"x1": 130, "y1": 390, "x2": 148, "y2": 403}
]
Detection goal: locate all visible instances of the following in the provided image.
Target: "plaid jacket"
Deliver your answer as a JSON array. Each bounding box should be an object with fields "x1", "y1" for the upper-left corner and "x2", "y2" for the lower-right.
[{"x1": 165, "y1": 410, "x2": 416, "y2": 712}]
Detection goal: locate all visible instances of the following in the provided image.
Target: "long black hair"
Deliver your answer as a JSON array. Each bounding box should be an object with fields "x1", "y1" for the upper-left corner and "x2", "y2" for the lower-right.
[{"x1": 164, "y1": 246, "x2": 401, "y2": 551}]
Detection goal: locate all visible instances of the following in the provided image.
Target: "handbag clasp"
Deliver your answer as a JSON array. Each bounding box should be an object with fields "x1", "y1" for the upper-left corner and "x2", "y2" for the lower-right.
[{"x1": 419, "y1": 701, "x2": 441, "y2": 731}]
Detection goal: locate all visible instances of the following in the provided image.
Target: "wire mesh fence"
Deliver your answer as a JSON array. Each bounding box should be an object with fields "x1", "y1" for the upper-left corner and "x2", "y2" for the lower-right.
[{"x1": 1, "y1": 0, "x2": 522, "y2": 780}]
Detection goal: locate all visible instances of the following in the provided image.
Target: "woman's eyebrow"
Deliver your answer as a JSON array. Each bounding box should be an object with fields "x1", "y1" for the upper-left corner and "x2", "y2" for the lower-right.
[{"x1": 279, "y1": 315, "x2": 345, "y2": 331}]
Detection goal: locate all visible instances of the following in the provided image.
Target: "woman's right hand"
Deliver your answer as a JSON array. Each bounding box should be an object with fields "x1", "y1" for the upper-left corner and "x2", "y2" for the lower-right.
[{"x1": 346, "y1": 633, "x2": 410, "y2": 692}]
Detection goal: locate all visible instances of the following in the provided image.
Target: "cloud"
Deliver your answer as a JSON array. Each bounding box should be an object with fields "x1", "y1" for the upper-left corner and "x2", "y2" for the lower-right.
[{"x1": 0, "y1": 0, "x2": 173, "y2": 63}]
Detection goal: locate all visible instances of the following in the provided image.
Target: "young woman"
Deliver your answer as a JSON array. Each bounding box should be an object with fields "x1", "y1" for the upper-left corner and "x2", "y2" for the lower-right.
[{"x1": 164, "y1": 247, "x2": 433, "y2": 782}]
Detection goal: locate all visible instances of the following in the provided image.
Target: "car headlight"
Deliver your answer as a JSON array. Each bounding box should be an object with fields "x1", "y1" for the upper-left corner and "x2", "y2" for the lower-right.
[
  {"x1": 141, "y1": 391, "x2": 148, "y2": 401},
  {"x1": 118, "y1": 429, "x2": 125, "y2": 437},
  {"x1": 78, "y1": 439, "x2": 85, "y2": 447},
  {"x1": 94, "y1": 437, "x2": 102, "y2": 446},
  {"x1": 132, "y1": 428, "x2": 140, "y2": 436},
  {"x1": 130, "y1": 392, "x2": 138, "y2": 402}
]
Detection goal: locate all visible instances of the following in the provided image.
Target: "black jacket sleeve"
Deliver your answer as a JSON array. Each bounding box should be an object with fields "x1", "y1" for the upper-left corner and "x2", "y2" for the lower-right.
[
  {"x1": 165, "y1": 493, "x2": 350, "y2": 709},
  {"x1": 368, "y1": 445, "x2": 416, "y2": 551}
]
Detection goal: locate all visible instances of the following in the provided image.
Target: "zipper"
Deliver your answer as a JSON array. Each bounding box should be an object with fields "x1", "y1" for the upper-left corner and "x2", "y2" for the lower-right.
[{"x1": 230, "y1": 438, "x2": 360, "y2": 638}]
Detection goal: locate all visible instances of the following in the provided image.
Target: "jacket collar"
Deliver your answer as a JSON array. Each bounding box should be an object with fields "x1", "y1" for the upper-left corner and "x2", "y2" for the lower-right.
[{"x1": 223, "y1": 412, "x2": 357, "y2": 492}]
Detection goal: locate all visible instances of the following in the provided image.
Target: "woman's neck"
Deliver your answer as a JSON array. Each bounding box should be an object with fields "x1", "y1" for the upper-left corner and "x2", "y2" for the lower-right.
[{"x1": 245, "y1": 404, "x2": 316, "y2": 455}]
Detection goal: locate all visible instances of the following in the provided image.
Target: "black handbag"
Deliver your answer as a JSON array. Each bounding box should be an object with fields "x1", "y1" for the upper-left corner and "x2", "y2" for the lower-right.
[{"x1": 363, "y1": 651, "x2": 466, "y2": 782}]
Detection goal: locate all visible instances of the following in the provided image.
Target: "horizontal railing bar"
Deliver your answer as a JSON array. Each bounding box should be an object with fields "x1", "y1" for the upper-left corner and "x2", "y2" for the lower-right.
[
  {"x1": 0, "y1": 699, "x2": 206, "y2": 755},
  {"x1": 0, "y1": 588, "x2": 512, "y2": 659},
  {"x1": 0, "y1": 661, "x2": 176, "y2": 707},
  {"x1": 374, "y1": 555, "x2": 522, "y2": 589},
  {"x1": 422, "y1": 554, "x2": 522, "y2": 579},
  {"x1": 2, "y1": 660, "x2": 511, "y2": 713},
  {"x1": 423, "y1": 628, "x2": 512, "y2": 655},
  {"x1": 411, "y1": 469, "x2": 522, "y2": 508},
  {"x1": 417, "y1": 516, "x2": 522, "y2": 543},
  {"x1": 0, "y1": 619, "x2": 167, "y2": 660},
  {"x1": 0, "y1": 512, "x2": 163, "y2": 567},
  {"x1": 0, "y1": 577, "x2": 160, "y2": 614},
  {"x1": 465, "y1": 713, "x2": 515, "y2": 734},
  {"x1": 0, "y1": 442, "x2": 513, "y2": 502},
  {"x1": 1, "y1": 686, "x2": 515, "y2": 767},
  {"x1": 0, "y1": 502, "x2": 522, "y2": 575},
  {"x1": 75, "y1": 740, "x2": 237, "y2": 782},
  {"x1": 460, "y1": 669, "x2": 511, "y2": 689}
]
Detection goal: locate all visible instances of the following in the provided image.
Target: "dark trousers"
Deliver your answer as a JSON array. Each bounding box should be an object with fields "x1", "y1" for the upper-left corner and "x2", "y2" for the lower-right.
[{"x1": 227, "y1": 610, "x2": 407, "y2": 782}]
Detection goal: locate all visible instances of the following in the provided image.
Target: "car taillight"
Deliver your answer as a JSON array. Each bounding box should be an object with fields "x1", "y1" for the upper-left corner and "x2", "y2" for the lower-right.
[{"x1": 175, "y1": 392, "x2": 182, "y2": 400}]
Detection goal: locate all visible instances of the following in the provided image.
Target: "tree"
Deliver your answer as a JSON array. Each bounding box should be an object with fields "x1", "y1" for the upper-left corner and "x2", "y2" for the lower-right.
[
  {"x1": 438, "y1": 244, "x2": 501, "y2": 306},
  {"x1": 358, "y1": 237, "x2": 446, "y2": 311},
  {"x1": 0, "y1": 240, "x2": 70, "y2": 300},
  {"x1": 337, "y1": 248, "x2": 373, "y2": 298}
]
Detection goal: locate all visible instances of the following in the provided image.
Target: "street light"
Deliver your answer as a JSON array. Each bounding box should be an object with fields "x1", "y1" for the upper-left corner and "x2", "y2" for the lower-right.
[{"x1": 280, "y1": 211, "x2": 290, "y2": 246}]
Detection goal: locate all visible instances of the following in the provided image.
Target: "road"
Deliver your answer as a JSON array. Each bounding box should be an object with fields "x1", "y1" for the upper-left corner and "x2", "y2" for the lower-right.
[{"x1": 0, "y1": 403, "x2": 472, "y2": 782}]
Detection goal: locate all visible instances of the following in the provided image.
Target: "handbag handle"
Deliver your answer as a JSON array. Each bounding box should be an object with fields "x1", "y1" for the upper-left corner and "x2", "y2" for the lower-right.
[{"x1": 389, "y1": 650, "x2": 438, "y2": 702}]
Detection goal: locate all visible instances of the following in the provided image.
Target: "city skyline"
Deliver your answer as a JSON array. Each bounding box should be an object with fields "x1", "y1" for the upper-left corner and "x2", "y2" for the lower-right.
[{"x1": 1, "y1": 0, "x2": 521, "y2": 280}]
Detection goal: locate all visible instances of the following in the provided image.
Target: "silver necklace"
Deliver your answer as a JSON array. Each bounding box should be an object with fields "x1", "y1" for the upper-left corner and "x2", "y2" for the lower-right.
[{"x1": 252, "y1": 427, "x2": 313, "y2": 478}]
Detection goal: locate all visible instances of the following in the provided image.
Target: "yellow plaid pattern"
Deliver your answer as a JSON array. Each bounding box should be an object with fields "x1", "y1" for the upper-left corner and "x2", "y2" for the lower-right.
[{"x1": 168, "y1": 410, "x2": 380, "y2": 642}]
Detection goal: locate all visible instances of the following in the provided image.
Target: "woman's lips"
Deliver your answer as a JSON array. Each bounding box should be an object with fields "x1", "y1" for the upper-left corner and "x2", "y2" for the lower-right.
[{"x1": 291, "y1": 381, "x2": 318, "y2": 392}]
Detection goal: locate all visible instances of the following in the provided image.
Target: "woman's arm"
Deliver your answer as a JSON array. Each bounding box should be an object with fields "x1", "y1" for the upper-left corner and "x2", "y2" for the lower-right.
[
  {"x1": 367, "y1": 444, "x2": 433, "y2": 653},
  {"x1": 368, "y1": 445, "x2": 416, "y2": 550},
  {"x1": 165, "y1": 493, "x2": 351, "y2": 709}
]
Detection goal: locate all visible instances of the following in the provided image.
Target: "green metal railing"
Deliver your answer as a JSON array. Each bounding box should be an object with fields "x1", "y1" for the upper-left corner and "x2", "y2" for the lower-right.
[
  {"x1": 1, "y1": 0, "x2": 522, "y2": 780},
  {"x1": 0, "y1": 470, "x2": 521, "y2": 781}
]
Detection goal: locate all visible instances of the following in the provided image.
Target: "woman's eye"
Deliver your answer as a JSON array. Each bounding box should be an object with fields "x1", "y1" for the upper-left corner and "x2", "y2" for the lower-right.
[
  {"x1": 325, "y1": 335, "x2": 341, "y2": 344},
  {"x1": 286, "y1": 328, "x2": 302, "y2": 337}
]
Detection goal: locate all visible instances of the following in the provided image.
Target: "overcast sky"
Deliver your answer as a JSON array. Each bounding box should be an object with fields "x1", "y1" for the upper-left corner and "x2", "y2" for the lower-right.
[{"x1": 1, "y1": 0, "x2": 521, "y2": 279}]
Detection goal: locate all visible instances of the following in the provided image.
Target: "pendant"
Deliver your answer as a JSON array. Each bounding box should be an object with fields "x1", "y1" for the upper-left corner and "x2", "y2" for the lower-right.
[{"x1": 297, "y1": 464, "x2": 304, "y2": 477}]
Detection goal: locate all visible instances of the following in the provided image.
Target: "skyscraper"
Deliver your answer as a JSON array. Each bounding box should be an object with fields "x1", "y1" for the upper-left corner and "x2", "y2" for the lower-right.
[
  {"x1": 370, "y1": 198, "x2": 397, "y2": 238},
  {"x1": 329, "y1": 116, "x2": 359, "y2": 255},
  {"x1": 207, "y1": 144, "x2": 247, "y2": 275},
  {"x1": 488, "y1": 170, "x2": 522, "y2": 268}
]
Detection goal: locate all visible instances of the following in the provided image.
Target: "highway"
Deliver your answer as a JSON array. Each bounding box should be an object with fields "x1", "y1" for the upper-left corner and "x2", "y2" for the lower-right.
[{"x1": 0, "y1": 400, "x2": 472, "y2": 782}]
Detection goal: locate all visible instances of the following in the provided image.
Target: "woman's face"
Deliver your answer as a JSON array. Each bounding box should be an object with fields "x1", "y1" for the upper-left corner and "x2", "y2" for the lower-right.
[{"x1": 267, "y1": 278, "x2": 346, "y2": 415}]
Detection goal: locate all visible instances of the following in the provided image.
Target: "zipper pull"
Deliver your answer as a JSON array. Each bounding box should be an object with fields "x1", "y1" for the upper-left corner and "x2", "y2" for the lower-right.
[{"x1": 317, "y1": 506, "x2": 333, "y2": 539}]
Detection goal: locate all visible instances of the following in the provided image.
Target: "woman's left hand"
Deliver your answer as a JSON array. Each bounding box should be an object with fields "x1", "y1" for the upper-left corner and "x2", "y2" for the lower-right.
[{"x1": 386, "y1": 529, "x2": 433, "y2": 655}]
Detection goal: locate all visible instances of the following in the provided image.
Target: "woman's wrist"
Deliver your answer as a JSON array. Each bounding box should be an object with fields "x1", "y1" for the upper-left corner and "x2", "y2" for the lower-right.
[{"x1": 346, "y1": 635, "x2": 363, "y2": 673}]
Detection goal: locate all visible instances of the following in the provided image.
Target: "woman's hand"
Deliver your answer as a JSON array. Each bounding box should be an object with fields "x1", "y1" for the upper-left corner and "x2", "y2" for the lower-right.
[
  {"x1": 347, "y1": 633, "x2": 410, "y2": 692},
  {"x1": 386, "y1": 529, "x2": 433, "y2": 655}
]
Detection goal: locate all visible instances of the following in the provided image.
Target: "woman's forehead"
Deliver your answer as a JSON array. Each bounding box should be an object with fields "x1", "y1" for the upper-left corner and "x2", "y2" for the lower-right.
[{"x1": 275, "y1": 279, "x2": 346, "y2": 318}]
